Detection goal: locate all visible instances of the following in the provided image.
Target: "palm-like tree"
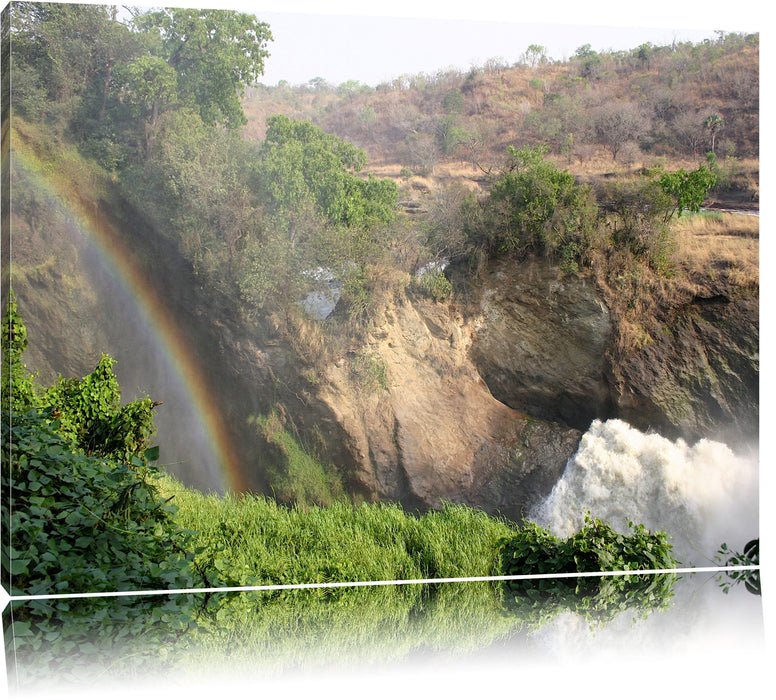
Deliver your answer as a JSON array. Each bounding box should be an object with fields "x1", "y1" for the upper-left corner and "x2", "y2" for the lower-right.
[{"x1": 703, "y1": 113, "x2": 724, "y2": 153}]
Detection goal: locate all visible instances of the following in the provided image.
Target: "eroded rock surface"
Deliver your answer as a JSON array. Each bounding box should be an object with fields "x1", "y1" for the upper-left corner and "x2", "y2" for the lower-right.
[
  {"x1": 465, "y1": 259, "x2": 614, "y2": 431},
  {"x1": 316, "y1": 290, "x2": 581, "y2": 521}
]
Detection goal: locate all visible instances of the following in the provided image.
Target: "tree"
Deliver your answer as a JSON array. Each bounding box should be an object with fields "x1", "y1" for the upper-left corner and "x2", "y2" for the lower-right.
[
  {"x1": 602, "y1": 165, "x2": 716, "y2": 271},
  {"x1": 134, "y1": 8, "x2": 272, "y2": 128},
  {"x1": 703, "y1": 113, "x2": 724, "y2": 153},
  {"x1": 118, "y1": 54, "x2": 179, "y2": 157},
  {"x1": 9, "y1": 2, "x2": 117, "y2": 103},
  {"x1": 241, "y1": 116, "x2": 397, "y2": 310},
  {"x1": 524, "y1": 44, "x2": 546, "y2": 68},
  {"x1": 658, "y1": 165, "x2": 717, "y2": 220},
  {"x1": 592, "y1": 100, "x2": 649, "y2": 161}
]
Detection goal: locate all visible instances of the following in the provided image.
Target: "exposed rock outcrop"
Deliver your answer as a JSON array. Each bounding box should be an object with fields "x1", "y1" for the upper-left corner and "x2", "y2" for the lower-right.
[
  {"x1": 456, "y1": 256, "x2": 758, "y2": 452},
  {"x1": 315, "y1": 289, "x2": 581, "y2": 521},
  {"x1": 464, "y1": 259, "x2": 614, "y2": 431}
]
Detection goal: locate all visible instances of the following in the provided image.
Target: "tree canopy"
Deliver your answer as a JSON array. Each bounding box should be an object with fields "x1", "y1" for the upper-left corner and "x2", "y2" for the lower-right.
[{"x1": 133, "y1": 8, "x2": 272, "y2": 128}]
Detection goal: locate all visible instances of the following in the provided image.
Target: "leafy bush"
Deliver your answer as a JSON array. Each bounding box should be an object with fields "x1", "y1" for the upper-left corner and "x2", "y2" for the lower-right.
[
  {"x1": 3, "y1": 294, "x2": 157, "y2": 464},
  {"x1": 499, "y1": 516, "x2": 676, "y2": 587},
  {"x1": 498, "y1": 517, "x2": 677, "y2": 621},
  {"x1": 413, "y1": 267, "x2": 453, "y2": 301},
  {"x1": 2, "y1": 410, "x2": 201, "y2": 596},
  {"x1": 480, "y1": 145, "x2": 598, "y2": 266},
  {"x1": 1, "y1": 294, "x2": 37, "y2": 414}
]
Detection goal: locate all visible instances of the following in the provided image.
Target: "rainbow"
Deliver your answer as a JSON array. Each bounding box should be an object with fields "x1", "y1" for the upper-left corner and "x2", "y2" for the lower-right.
[{"x1": 9, "y1": 142, "x2": 245, "y2": 494}]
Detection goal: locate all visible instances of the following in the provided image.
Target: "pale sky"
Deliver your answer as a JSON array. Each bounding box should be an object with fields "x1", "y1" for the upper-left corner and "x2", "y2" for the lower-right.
[{"x1": 95, "y1": 1, "x2": 761, "y2": 87}]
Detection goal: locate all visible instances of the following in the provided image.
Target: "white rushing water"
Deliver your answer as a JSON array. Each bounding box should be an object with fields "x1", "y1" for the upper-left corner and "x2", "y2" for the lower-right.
[{"x1": 531, "y1": 418, "x2": 759, "y2": 565}]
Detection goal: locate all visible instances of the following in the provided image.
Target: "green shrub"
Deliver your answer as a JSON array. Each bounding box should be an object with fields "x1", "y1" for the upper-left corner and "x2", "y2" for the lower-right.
[
  {"x1": 413, "y1": 267, "x2": 453, "y2": 301},
  {"x1": 2, "y1": 295, "x2": 157, "y2": 464},
  {"x1": 482, "y1": 145, "x2": 598, "y2": 266},
  {"x1": 2, "y1": 409, "x2": 204, "y2": 596},
  {"x1": 498, "y1": 516, "x2": 677, "y2": 620}
]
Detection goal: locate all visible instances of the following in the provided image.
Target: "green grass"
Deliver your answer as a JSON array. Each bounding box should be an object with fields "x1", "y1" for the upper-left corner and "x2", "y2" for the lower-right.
[
  {"x1": 250, "y1": 411, "x2": 345, "y2": 508},
  {"x1": 153, "y1": 472, "x2": 517, "y2": 588},
  {"x1": 150, "y1": 472, "x2": 526, "y2": 676}
]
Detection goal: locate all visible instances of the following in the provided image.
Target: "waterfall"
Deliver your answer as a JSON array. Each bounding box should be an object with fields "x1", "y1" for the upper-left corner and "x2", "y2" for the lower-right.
[{"x1": 531, "y1": 419, "x2": 759, "y2": 565}]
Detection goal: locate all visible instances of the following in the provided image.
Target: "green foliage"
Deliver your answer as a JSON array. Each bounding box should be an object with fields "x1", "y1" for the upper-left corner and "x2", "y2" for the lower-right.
[
  {"x1": 413, "y1": 267, "x2": 453, "y2": 301},
  {"x1": 715, "y1": 539, "x2": 760, "y2": 595},
  {"x1": 1, "y1": 292, "x2": 38, "y2": 414},
  {"x1": 483, "y1": 145, "x2": 598, "y2": 266},
  {"x1": 133, "y1": 8, "x2": 272, "y2": 128},
  {"x1": 499, "y1": 516, "x2": 677, "y2": 618},
  {"x1": 500, "y1": 516, "x2": 676, "y2": 579},
  {"x1": 41, "y1": 355, "x2": 157, "y2": 464},
  {"x1": 1, "y1": 303, "x2": 205, "y2": 599},
  {"x1": 2, "y1": 409, "x2": 202, "y2": 596},
  {"x1": 117, "y1": 54, "x2": 178, "y2": 126},
  {"x1": 256, "y1": 115, "x2": 396, "y2": 230},
  {"x1": 604, "y1": 176, "x2": 676, "y2": 272},
  {"x1": 658, "y1": 165, "x2": 717, "y2": 219},
  {"x1": 250, "y1": 411, "x2": 345, "y2": 508},
  {"x1": 1, "y1": 407, "x2": 211, "y2": 683},
  {"x1": 236, "y1": 116, "x2": 397, "y2": 313},
  {"x1": 1, "y1": 298, "x2": 157, "y2": 464}
]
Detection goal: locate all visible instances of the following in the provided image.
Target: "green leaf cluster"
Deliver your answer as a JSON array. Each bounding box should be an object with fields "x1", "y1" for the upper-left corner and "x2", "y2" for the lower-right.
[
  {"x1": 1, "y1": 293, "x2": 37, "y2": 414},
  {"x1": 715, "y1": 539, "x2": 760, "y2": 595},
  {"x1": 484, "y1": 145, "x2": 599, "y2": 266},
  {"x1": 501, "y1": 516, "x2": 676, "y2": 578},
  {"x1": 2, "y1": 294, "x2": 157, "y2": 465},
  {"x1": 412, "y1": 267, "x2": 453, "y2": 302},
  {"x1": 238, "y1": 116, "x2": 398, "y2": 313},
  {"x1": 498, "y1": 516, "x2": 677, "y2": 617},
  {"x1": 2, "y1": 409, "x2": 199, "y2": 597},
  {"x1": 134, "y1": 8, "x2": 272, "y2": 128},
  {"x1": 658, "y1": 165, "x2": 717, "y2": 219},
  {"x1": 256, "y1": 115, "x2": 397, "y2": 231}
]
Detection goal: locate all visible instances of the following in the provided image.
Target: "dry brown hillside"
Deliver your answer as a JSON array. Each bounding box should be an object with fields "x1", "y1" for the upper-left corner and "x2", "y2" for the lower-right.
[{"x1": 241, "y1": 32, "x2": 759, "y2": 207}]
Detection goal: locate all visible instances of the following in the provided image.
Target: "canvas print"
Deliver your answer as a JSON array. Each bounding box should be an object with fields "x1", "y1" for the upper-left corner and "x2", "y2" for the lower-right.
[{"x1": 0, "y1": 0, "x2": 762, "y2": 694}]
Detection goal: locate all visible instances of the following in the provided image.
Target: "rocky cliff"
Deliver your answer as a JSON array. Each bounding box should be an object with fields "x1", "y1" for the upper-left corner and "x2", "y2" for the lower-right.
[{"x1": 10, "y1": 149, "x2": 758, "y2": 521}]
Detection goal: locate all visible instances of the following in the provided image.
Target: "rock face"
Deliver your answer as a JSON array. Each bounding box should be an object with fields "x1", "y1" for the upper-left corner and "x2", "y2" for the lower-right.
[
  {"x1": 455, "y1": 256, "x2": 758, "y2": 452},
  {"x1": 465, "y1": 259, "x2": 614, "y2": 431},
  {"x1": 315, "y1": 290, "x2": 581, "y2": 521},
  {"x1": 611, "y1": 292, "x2": 759, "y2": 449}
]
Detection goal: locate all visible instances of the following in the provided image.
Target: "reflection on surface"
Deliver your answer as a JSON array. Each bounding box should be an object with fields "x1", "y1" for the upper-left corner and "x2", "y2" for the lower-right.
[{"x1": 3, "y1": 571, "x2": 764, "y2": 697}]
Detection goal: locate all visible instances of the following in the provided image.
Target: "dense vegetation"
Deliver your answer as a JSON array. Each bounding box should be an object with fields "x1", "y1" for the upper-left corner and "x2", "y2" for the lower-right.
[{"x1": 7, "y1": 3, "x2": 754, "y2": 335}]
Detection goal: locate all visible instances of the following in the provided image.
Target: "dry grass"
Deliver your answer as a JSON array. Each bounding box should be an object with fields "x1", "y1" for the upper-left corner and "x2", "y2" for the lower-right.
[
  {"x1": 671, "y1": 212, "x2": 759, "y2": 290},
  {"x1": 593, "y1": 210, "x2": 758, "y2": 356}
]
